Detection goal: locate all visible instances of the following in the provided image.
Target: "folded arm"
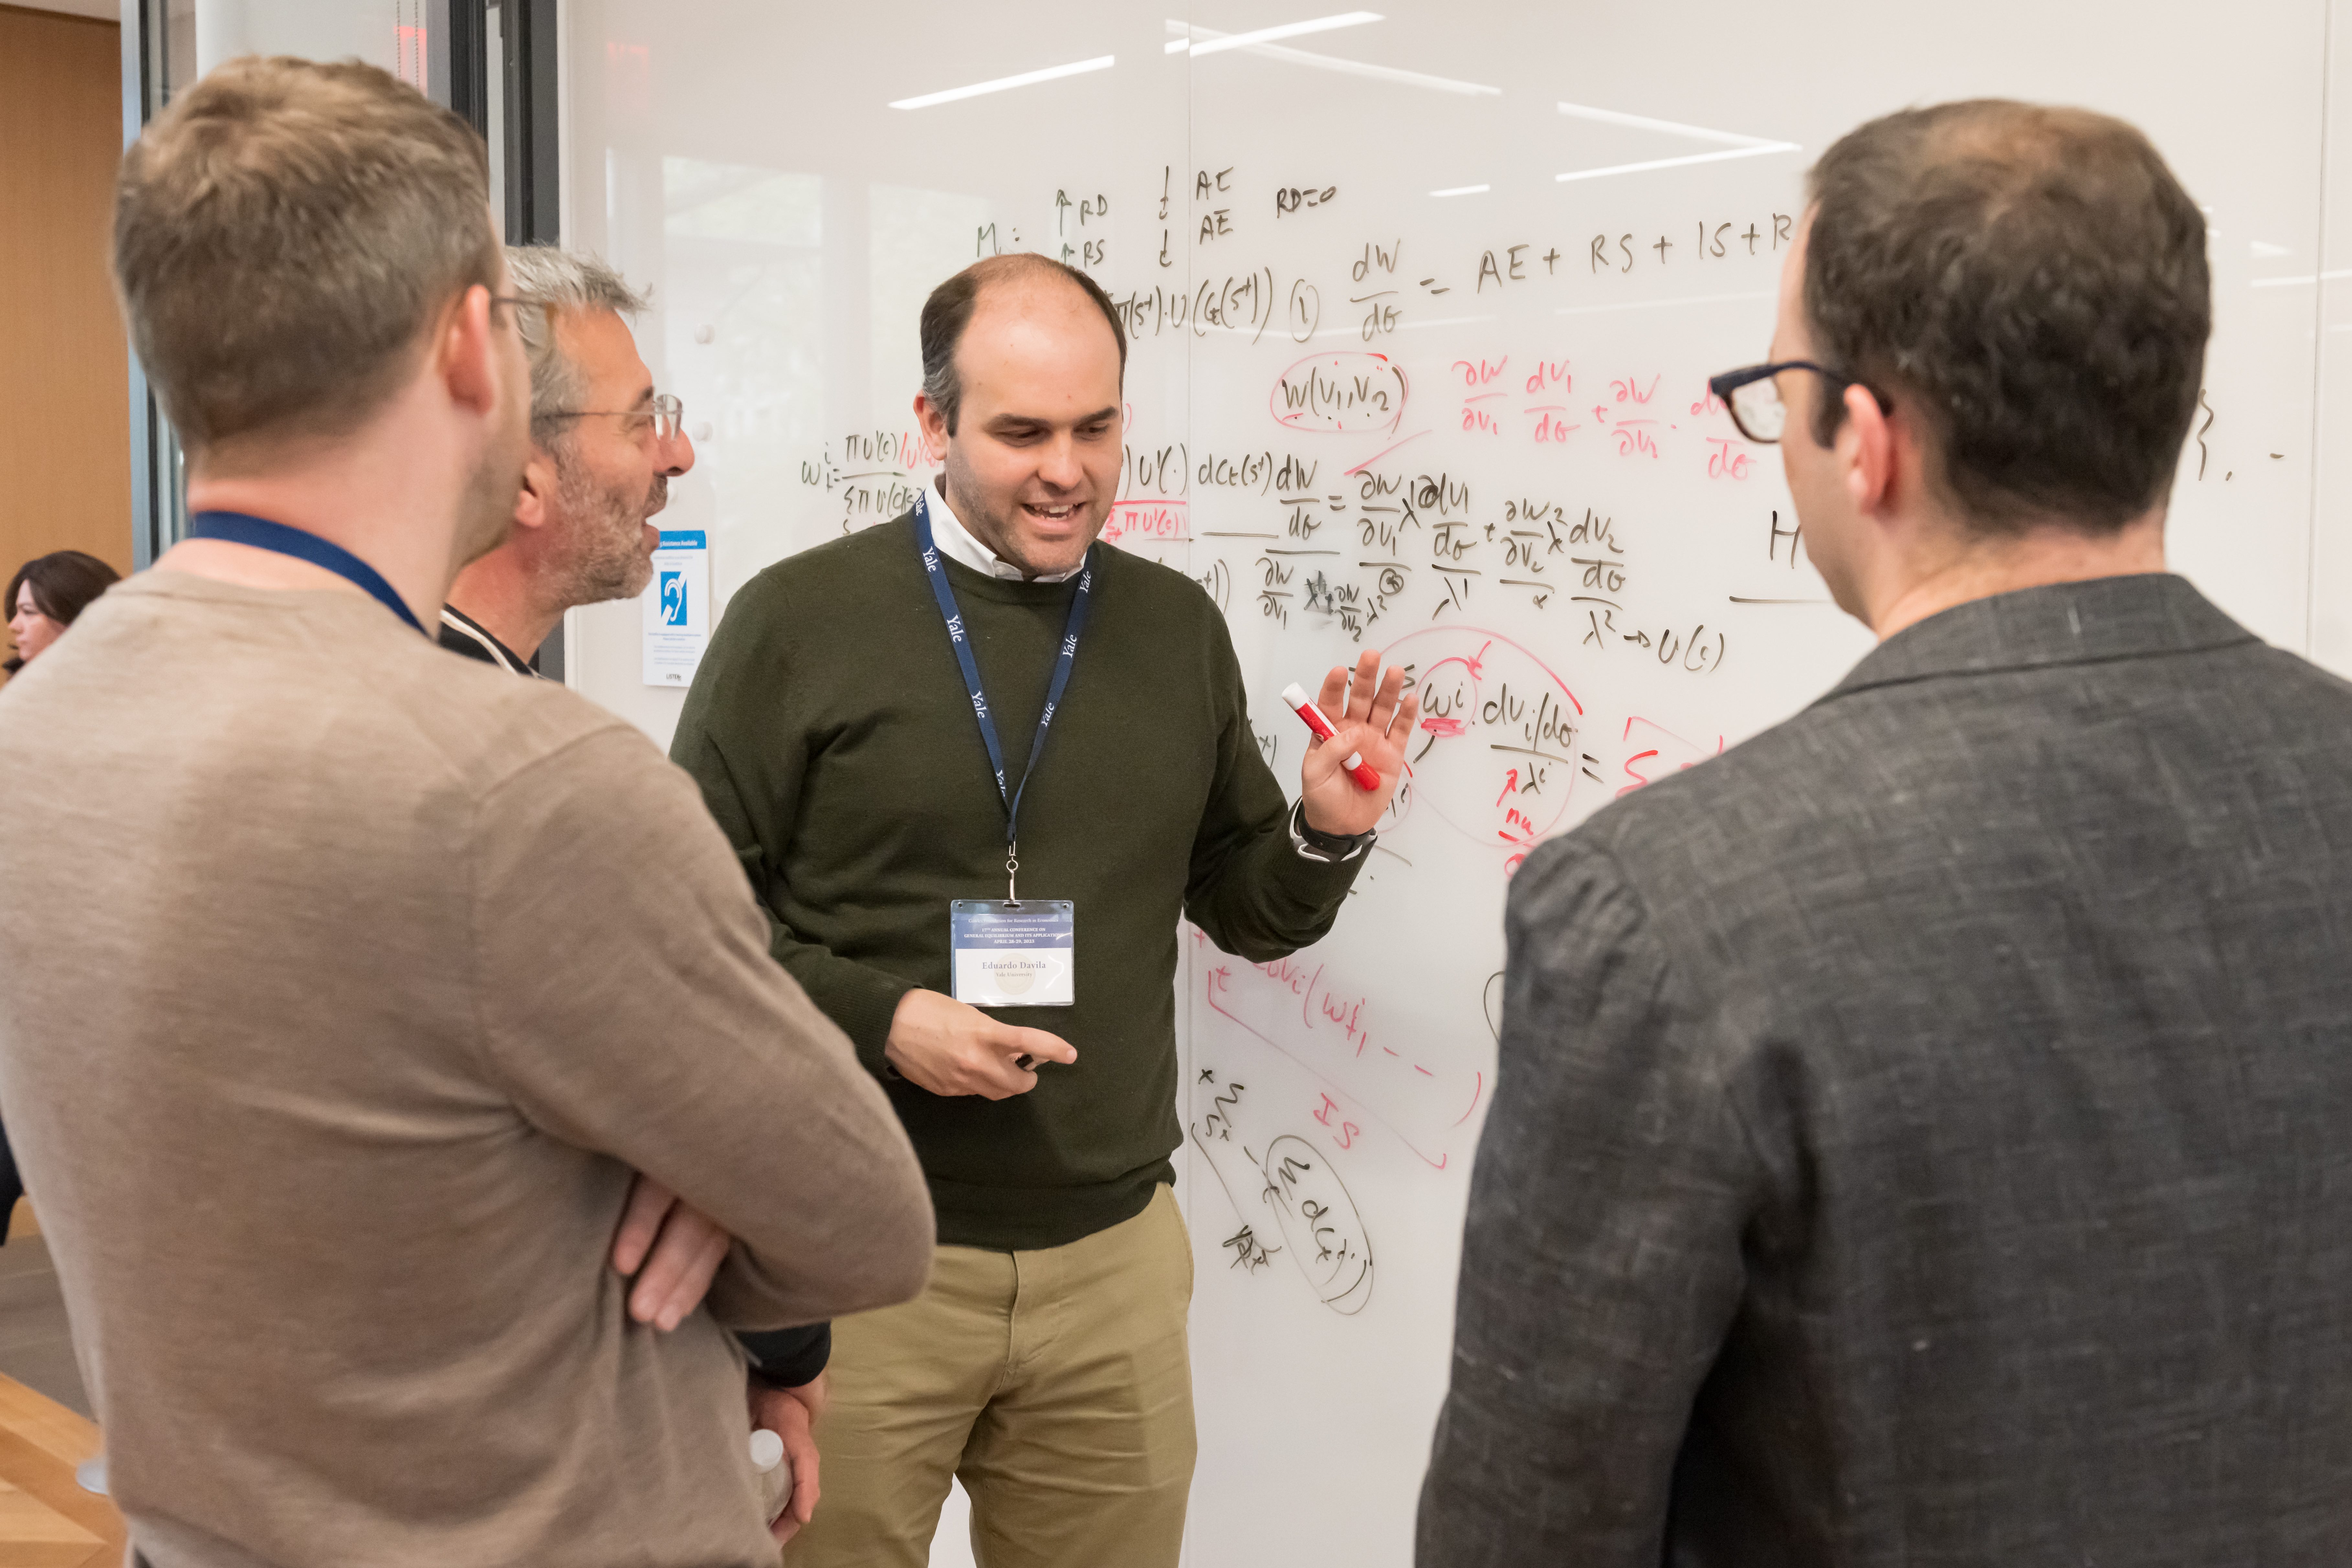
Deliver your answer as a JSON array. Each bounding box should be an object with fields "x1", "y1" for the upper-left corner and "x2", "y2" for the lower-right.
[{"x1": 472, "y1": 726, "x2": 933, "y2": 1331}]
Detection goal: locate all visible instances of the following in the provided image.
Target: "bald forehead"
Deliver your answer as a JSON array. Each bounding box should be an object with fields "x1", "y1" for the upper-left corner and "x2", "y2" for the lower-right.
[{"x1": 961, "y1": 272, "x2": 1118, "y2": 352}]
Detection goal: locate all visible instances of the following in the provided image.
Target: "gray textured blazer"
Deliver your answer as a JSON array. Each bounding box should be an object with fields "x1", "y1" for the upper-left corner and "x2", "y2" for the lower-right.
[{"x1": 1420, "y1": 574, "x2": 2352, "y2": 1566}]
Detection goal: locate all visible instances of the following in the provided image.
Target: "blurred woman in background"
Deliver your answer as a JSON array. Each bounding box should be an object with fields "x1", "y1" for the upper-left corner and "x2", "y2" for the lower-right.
[
  {"x1": 0, "y1": 549, "x2": 119, "y2": 1237},
  {"x1": 6, "y1": 550, "x2": 120, "y2": 676}
]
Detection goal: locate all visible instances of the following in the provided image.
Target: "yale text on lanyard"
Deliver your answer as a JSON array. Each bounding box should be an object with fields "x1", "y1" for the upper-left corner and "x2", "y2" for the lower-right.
[{"x1": 913, "y1": 489, "x2": 1093, "y2": 903}]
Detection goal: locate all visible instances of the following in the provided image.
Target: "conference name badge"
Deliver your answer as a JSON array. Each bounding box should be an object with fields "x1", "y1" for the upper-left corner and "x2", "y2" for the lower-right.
[{"x1": 950, "y1": 900, "x2": 1076, "y2": 1008}]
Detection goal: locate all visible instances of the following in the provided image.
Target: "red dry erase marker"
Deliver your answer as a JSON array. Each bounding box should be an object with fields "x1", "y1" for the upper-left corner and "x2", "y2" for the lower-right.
[{"x1": 1281, "y1": 683, "x2": 1382, "y2": 791}]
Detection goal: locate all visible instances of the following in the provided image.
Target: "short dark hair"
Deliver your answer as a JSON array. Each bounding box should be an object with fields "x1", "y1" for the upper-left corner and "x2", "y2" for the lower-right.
[
  {"x1": 113, "y1": 56, "x2": 499, "y2": 456},
  {"x1": 1804, "y1": 100, "x2": 2210, "y2": 533},
  {"x1": 919, "y1": 255, "x2": 1127, "y2": 435},
  {"x1": 6, "y1": 551, "x2": 121, "y2": 673}
]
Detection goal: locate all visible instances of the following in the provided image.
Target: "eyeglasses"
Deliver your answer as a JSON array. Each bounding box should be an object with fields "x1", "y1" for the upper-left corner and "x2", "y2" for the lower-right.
[
  {"x1": 543, "y1": 392, "x2": 686, "y2": 443},
  {"x1": 1707, "y1": 360, "x2": 1884, "y2": 445},
  {"x1": 488, "y1": 295, "x2": 546, "y2": 335}
]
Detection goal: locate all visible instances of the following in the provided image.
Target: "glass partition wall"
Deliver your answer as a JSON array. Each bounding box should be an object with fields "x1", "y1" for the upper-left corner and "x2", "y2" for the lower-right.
[{"x1": 119, "y1": 0, "x2": 560, "y2": 677}]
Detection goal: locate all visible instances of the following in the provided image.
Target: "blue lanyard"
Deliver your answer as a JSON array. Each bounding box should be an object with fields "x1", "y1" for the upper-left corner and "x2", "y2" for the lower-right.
[
  {"x1": 187, "y1": 511, "x2": 428, "y2": 637},
  {"x1": 913, "y1": 490, "x2": 1094, "y2": 871}
]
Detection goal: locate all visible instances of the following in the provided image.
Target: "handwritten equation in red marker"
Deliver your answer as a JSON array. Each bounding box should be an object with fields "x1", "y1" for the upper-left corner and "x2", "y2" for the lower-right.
[
  {"x1": 1272, "y1": 352, "x2": 1409, "y2": 436},
  {"x1": 1193, "y1": 926, "x2": 1485, "y2": 1173},
  {"x1": 1617, "y1": 715, "x2": 1726, "y2": 798},
  {"x1": 1380, "y1": 626, "x2": 1595, "y2": 865},
  {"x1": 1102, "y1": 499, "x2": 1189, "y2": 547}
]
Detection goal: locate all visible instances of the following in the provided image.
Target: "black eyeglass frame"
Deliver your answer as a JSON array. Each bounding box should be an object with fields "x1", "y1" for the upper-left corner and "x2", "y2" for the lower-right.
[{"x1": 1708, "y1": 360, "x2": 1890, "y2": 445}]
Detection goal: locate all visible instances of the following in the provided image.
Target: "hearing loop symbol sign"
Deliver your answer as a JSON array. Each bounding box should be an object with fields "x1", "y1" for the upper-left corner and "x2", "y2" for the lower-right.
[{"x1": 642, "y1": 530, "x2": 710, "y2": 687}]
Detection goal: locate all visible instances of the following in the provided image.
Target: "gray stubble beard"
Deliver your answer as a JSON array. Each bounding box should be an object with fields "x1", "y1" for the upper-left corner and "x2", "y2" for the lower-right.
[{"x1": 554, "y1": 443, "x2": 667, "y2": 606}]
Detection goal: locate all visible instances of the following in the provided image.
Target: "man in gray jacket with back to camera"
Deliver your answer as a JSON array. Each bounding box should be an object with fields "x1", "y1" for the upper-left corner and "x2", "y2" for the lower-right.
[
  {"x1": 1424, "y1": 100, "x2": 2352, "y2": 1564},
  {"x1": 0, "y1": 56, "x2": 930, "y2": 1568}
]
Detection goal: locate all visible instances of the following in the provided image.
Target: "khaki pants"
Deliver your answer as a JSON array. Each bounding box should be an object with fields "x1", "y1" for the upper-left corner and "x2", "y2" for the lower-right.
[{"x1": 783, "y1": 1184, "x2": 1197, "y2": 1568}]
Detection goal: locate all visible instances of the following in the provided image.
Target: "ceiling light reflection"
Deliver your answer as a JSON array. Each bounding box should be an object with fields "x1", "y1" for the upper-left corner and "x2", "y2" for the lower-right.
[
  {"x1": 890, "y1": 54, "x2": 1116, "y2": 110},
  {"x1": 1555, "y1": 145, "x2": 1799, "y2": 184},
  {"x1": 1553, "y1": 99, "x2": 1798, "y2": 181},
  {"x1": 1556, "y1": 100, "x2": 1784, "y2": 149},
  {"x1": 1164, "y1": 19, "x2": 1498, "y2": 94},
  {"x1": 1175, "y1": 11, "x2": 1382, "y2": 57}
]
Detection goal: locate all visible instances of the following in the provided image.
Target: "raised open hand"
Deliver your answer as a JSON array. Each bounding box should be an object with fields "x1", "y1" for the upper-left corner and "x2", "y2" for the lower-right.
[{"x1": 1297, "y1": 648, "x2": 1420, "y2": 839}]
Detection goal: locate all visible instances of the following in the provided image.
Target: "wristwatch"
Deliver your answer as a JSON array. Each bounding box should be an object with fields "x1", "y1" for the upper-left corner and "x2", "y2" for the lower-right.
[{"x1": 1289, "y1": 799, "x2": 1375, "y2": 864}]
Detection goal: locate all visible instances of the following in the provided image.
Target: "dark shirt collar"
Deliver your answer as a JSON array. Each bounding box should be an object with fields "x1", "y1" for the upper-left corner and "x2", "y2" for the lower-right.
[
  {"x1": 1818, "y1": 573, "x2": 2258, "y2": 705},
  {"x1": 437, "y1": 604, "x2": 540, "y2": 677}
]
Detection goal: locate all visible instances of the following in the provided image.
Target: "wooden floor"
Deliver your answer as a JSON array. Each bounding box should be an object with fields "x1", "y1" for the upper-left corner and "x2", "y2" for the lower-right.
[
  {"x1": 0, "y1": 1215, "x2": 87, "y2": 1423},
  {"x1": 0, "y1": 1203, "x2": 125, "y2": 1566}
]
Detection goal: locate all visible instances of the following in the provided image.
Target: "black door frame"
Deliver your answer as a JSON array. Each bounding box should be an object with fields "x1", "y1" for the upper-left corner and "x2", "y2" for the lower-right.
[{"x1": 119, "y1": 0, "x2": 564, "y2": 608}]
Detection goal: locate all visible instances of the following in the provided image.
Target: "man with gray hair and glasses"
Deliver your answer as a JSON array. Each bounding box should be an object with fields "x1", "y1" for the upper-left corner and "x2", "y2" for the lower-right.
[
  {"x1": 442, "y1": 242, "x2": 835, "y2": 1543},
  {"x1": 439, "y1": 245, "x2": 694, "y2": 672}
]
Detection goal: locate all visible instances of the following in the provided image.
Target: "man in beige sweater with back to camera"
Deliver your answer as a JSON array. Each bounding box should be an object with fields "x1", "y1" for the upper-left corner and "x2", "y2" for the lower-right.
[{"x1": 0, "y1": 56, "x2": 932, "y2": 1568}]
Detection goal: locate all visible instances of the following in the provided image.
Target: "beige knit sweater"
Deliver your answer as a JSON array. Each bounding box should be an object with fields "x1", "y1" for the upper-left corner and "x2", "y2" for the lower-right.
[{"x1": 0, "y1": 570, "x2": 931, "y2": 1568}]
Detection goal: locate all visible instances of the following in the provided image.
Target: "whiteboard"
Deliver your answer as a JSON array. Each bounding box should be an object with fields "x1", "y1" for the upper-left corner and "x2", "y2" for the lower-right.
[{"x1": 557, "y1": 4, "x2": 2352, "y2": 1563}]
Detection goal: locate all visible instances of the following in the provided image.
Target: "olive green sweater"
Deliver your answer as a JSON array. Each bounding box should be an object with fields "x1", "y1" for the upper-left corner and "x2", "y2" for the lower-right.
[{"x1": 672, "y1": 511, "x2": 1363, "y2": 1249}]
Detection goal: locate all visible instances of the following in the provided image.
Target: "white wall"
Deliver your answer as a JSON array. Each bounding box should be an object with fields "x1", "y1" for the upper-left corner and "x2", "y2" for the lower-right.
[{"x1": 192, "y1": 0, "x2": 400, "y2": 75}]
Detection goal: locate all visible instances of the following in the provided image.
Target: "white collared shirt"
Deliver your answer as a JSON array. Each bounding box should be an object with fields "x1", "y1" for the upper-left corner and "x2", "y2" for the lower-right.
[
  {"x1": 927, "y1": 480, "x2": 1084, "y2": 584},
  {"x1": 925, "y1": 481, "x2": 1357, "y2": 862}
]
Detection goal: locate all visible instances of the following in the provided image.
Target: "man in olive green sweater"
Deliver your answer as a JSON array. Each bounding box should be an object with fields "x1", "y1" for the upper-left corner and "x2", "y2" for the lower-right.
[{"x1": 671, "y1": 254, "x2": 1421, "y2": 1567}]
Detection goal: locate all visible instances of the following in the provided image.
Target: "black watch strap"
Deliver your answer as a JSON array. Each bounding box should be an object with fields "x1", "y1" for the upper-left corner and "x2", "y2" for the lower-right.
[{"x1": 1291, "y1": 799, "x2": 1375, "y2": 862}]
